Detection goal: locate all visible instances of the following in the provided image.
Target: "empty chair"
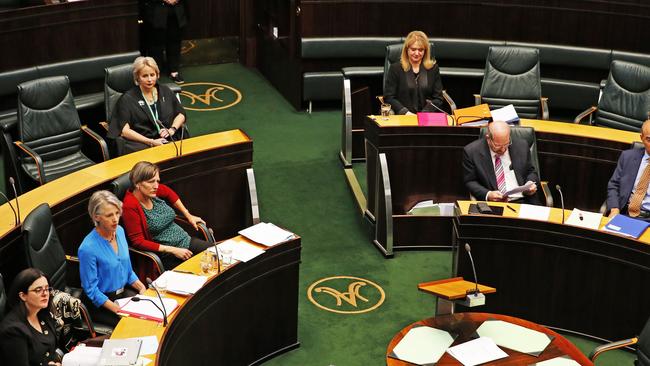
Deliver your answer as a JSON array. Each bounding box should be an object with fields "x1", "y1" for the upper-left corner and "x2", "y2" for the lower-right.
[
  {"x1": 590, "y1": 315, "x2": 650, "y2": 365},
  {"x1": 574, "y1": 60, "x2": 650, "y2": 131},
  {"x1": 15, "y1": 76, "x2": 109, "y2": 186},
  {"x1": 476, "y1": 46, "x2": 549, "y2": 120}
]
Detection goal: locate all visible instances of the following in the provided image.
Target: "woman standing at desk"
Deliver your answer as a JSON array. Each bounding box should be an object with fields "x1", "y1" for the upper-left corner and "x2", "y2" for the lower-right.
[
  {"x1": 384, "y1": 30, "x2": 445, "y2": 115},
  {"x1": 78, "y1": 191, "x2": 146, "y2": 327}
]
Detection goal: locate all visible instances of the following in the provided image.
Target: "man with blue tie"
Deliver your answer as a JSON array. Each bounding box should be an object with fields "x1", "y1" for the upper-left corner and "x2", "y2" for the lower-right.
[
  {"x1": 462, "y1": 120, "x2": 540, "y2": 204},
  {"x1": 607, "y1": 119, "x2": 650, "y2": 219}
]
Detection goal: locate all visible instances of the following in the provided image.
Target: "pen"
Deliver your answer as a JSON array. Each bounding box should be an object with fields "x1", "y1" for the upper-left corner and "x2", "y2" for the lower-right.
[
  {"x1": 172, "y1": 269, "x2": 194, "y2": 275},
  {"x1": 506, "y1": 205, "x2": 516, "y2": 212}
]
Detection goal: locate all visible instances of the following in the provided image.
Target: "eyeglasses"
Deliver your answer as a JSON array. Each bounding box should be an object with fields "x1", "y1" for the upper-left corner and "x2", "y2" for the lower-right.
[
  {"x1": 28, "y1": 286, "x2": 53, "y2": 295},
  {"x1": 488, "y1": 137, "x2": 512, "y2": 149}
]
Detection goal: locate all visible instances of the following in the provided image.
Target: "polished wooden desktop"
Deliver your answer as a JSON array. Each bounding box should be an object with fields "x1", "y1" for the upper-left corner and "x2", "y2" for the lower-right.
[
  {"x1": 386, "y1": 312, "x2": 593, "y2": 366},
  {"x1": 362, "y1": 115, "x2": 639, "y2": 255},
  {"x1": 454, "y1": 201, "x2": 650, "y2": 342},
  {"x1": 111, "y1": 235, "x2": 301, "y2": 365},
  {"x1": 0, "y1": 130, "x2": 254, "y2": 284}
]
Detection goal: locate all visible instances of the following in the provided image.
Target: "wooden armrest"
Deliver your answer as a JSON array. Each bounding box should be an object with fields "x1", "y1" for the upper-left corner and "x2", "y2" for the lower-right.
[
  {"x1": 540, "y1": 181, "x2": 554, "y2": 207},
  {"x1": 65, "y1": 255, "x2": 79, "y2": 263},
  {"x1": 14, "y1": 141, "x2": 45, "y2": 185},
  {"x1": 473, "y1": 94, "x2": 482, "y2": 105},
  {"x1": 574, "y1": 106, "x2": 598, "y2": 124},
  {"x1": 540, "y1": 97, "x2": 549, "y2": 120},
  {"x1": 174, "y1": 216, "x2": 214, "y2": 243},
  {"x1": 81, "y1": 125, "x2": 110, "y2": 161},
  {"x1": 128, "y1": 247, "x2": 164, "y2": 277},
  {"x1": 442, "y1": 90, "x2": 457, "y2": 112},
  {"x1": 589, "y1": 337, "x2": 638, "y2": 362},
  {"x1": 99, "y1": 121, "x2": 109, "y2": 132}
]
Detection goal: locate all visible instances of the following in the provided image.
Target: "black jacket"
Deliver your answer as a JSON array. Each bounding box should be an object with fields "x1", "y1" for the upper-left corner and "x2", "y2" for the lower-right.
[
  {"x1": 384, "y1": 62, "x2": 444, "y2": 114},
  {"x1": 0, "y1": 307, "x2": 59, "y2": 366}
]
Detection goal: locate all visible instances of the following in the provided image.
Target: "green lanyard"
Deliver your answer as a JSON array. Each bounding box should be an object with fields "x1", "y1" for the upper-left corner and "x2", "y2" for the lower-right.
[{"x1": 141, "y1": 90, "x2": 161, "y2": 133}]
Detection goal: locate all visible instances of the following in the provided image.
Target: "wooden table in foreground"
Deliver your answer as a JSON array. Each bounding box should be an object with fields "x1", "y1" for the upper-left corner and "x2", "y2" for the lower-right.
[
  {"x1": 386, "y1": 312, "x2": 593, "y2": 365},
  {"x1": 111, "y1": 235, "x2": 302, "y2": 365}
]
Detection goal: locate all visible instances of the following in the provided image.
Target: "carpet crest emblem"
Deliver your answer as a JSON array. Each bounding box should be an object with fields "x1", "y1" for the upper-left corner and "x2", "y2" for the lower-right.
[
  {"x1": 307, "y1": 276, "x2": 385, "y2": 314},
  {"x1": 179, "y1": 82, "x2": 242, "y2": 111}
]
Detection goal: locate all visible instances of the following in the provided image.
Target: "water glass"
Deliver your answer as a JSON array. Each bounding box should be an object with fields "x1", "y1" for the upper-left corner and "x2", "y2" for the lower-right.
[
  {"x1": 200, "y1": 252, "x2": 212, "y2": 274},
  {"x1": 221, "y1": 247, "x2": 233, "y2": 267},
  {"x1": 155, "y1": 277, "x2": 167, "y2": 294},
  {"x1": 380, "y1": 103, "x2": 391, "y2": 120}
]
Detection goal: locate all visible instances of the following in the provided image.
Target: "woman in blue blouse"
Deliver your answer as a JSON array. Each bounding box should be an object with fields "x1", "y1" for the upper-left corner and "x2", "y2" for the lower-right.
[{"x1": 78, "y1": 191, "x2": 146, "y2": 327}]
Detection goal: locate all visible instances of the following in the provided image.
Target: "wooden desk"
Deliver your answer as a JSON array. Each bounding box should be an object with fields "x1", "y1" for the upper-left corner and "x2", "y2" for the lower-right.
[
  {"x1": 386, "y1": 312, "x2": 593, "y2": 365},
  {"x1": 0, "y1": 130, "x2": 254, "y2": 285},
  {"x1": 454, "y1": 201, "x2": 650, "y2": 341},
  {"x1": 362, "y1": 115, "x2": 639, "y2": 256},
  {"x1": 111, "y1": 235, "x2": 301, "y2": 366}
]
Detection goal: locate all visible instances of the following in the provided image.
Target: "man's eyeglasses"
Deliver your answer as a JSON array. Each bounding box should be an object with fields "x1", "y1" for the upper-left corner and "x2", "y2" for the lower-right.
[
  {"x1": 488, "y1": 137, "x2": 512, "y2": 149},
  {"x1": 28, "y1": 286, "x2": 53, "y2": 295}
]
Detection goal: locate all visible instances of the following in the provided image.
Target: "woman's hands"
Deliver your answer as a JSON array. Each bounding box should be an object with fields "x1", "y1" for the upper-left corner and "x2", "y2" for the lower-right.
[{"x1": 163, "y1": 245, "x2": 193, "y2": 261}]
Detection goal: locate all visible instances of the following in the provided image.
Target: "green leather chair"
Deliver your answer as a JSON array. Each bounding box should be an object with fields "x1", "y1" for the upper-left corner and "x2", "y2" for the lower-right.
[
  {"x1": 476, "y1": 46, "x2": 549, "y2": 120},
  {"x1": 574, "y1": 60, "x2": 650, "y2": 132},
  {"x1": 590, "y1": 315, "x2": 650, "y2": 365}
]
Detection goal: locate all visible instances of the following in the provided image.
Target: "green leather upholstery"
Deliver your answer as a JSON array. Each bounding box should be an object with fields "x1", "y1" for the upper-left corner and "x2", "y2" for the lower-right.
[{"x1": 479, "y1": 46, "x2": 545, "y2": 119}]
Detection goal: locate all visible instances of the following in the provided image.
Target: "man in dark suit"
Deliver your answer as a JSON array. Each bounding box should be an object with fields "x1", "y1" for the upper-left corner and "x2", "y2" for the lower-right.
[
  {"x1": 606, "y1": 119, "x2": 650, "y2": 218},
  {"x1": 463, "y1": 120, "x2": 540, "y2": 204}
]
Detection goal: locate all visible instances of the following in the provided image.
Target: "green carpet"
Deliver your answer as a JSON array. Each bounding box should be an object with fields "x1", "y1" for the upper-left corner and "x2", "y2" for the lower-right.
[{"x1": 3, "y1": 63, "x2": 636, "y2": 365}]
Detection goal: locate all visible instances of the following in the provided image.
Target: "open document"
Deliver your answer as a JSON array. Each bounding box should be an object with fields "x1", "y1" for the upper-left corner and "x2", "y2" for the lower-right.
[
  {"x1": 505, "y1": 181, "x2": 534, "y2": 197},
  {"x1": 476, "y1": 320, "x2": 552, "y2": 356},
  {"x1": 565, "y1": 208, "x2": 602, "y2": 230},
  {"x1": 446, "y1": 337, "x2": 508, "y2": 366},
  {"x1": 238, "y1": 222, "x2": 296, "y2": 246},
  {"x1": 153, "y1": 271, "x2": 207, "y2": 296},
  {"x1": 115, "y1": 295, "x2": 178, "y2": 323}
]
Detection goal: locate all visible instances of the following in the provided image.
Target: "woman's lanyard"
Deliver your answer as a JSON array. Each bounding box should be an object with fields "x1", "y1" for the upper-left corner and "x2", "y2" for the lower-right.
[{"x1": 141, "y1": 89, "x2": 161, "y2": 133}]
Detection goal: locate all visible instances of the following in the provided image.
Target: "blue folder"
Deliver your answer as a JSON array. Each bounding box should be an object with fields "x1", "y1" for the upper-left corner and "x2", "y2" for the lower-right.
[{"x1": 603, "y1": 214, "x2": 650, "y2": 239}]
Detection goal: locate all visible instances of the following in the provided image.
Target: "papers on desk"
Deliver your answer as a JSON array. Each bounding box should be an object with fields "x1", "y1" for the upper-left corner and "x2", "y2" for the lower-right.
[
  {"x1": 446, "y1": 337, "x2": 508, "y2": 366},
  {"x1": 115, "y1": 295, "x2": 178, "y2": 323},
  {"x1": 566, "y1": 208, "x2": 602, "y2": 230},
  {"x1": 505, "y1": 181, "x2": 534, "y2": 197},
  {"x1": 530, "y1": 356, "x2": 581, "y2": 365},
  {"x1": 476, "y1": 320, "x2": 552, "y2": 356},
  {"x1": 154, "y1": 271, "x2": 207, "y2": 296},
  {"x1": 238, "y1": 222, "x2": 296, "y2": 247},
  {"x1": 407, "y1": 201, "x2": 455, "y2": 216},
  {"x1": 602, "y1": 214, "x2": 650, "y2": 239},
  {"x1": 208, "y1": 239, "x2": 266, "y2": 263},
  {"x1": 490, "y1": 104, "x2": 520, "y2": 124},
  {"x1": 62, "y1": 345, "x2": 102, "y2": 366},
  {"x1": 390, "y1": 325, "x2": 455, "y2": 365},
  {"x1": 518, "y1": 204, "x2": 551, "y2": 221}
]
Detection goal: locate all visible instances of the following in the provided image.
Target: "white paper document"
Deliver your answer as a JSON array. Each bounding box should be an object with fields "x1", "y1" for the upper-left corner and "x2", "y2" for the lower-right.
[
  {"x1": 531, "y1": 356, "x2": 581, "y2": 365},
  {"x1": 154, "y1": 271, "x2": 207, "y2": 296},
  {"x1": 115, "y1": 295, "x2": 178, "y2": 322},
  {"x1": 490, "y1": 104, "x2": 520, "y2": 123},
  {"x1": 391, "y1": 326, "x2": 455, "y2": 365},
  {"x1": 476, "y1": 320, "x2": 552, "y2": 356},
  {"x1": 565, "y1": 208, "x2": 602, "y2": 230},
  {"x1": 62, "y1": 345, "x2": 102, "y2": 366},
  {"x1": 446, "y1": 337, "x2": 508, "y2": 366},
  {"x1": 131, "y1": 335, "x2": 159, "y2": 356},
  {"x1": 518, "y1": 204, "x2": 551, "y2": 221},
  {"x1": 505, "y1": 181, "x2": 534, "y2": 197},
  {"x1": 208, "y1": 239, "x2": 266, "y2": 263},
  {"x1": 238, "y1": 222, "x2": 296, "y2": 246}
]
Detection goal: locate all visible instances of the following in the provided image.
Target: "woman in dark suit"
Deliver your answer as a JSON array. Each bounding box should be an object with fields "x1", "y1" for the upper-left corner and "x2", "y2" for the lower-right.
[
  {"x1": 108, "y1": 56, "x2": 187, "y2": 155},
  {"x1": 384, "y1": 30, "x2": 445, "y2": 115},
  {"x1": 0, "y1": 268, "x2": 62, "y2": 366}
]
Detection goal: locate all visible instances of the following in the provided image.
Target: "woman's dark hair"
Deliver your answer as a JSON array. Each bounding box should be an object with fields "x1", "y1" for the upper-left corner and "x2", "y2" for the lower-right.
[{"x1": 7, "y1": 268, "x2": 48, "y2": 312}]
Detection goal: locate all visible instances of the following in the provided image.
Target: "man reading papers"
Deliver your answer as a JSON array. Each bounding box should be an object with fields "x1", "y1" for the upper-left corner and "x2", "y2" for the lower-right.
[
  {"x1": 607, "y1": 119, "x2": 650, "y2": 219},
  {"x1": 463, "y1": 120, "x2": 540, "y2": 204}
]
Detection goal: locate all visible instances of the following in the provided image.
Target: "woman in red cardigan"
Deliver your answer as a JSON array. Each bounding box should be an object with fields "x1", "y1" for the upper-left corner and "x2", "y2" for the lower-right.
[{"x1": 122, "y1": 161, "x2": 212, "y2": 270}]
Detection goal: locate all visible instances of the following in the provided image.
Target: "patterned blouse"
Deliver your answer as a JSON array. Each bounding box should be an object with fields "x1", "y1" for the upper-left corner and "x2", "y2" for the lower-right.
[{"x1": 143, "y1": 197, "x2": 191, "y2": 249}]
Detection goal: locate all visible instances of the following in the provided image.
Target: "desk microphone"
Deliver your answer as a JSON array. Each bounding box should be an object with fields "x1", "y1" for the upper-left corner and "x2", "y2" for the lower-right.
[
  {"x1": 179, "y1": 123, "x2": 185, "y2": 156},
  {"x1": 145, "y1": 277, "x2": 168, "y2": 326},
  {"x1": 464, "y1": 243, "x2": 479, "y2": 295},
  {"x1": 131, "y1": 296, "x2": 167, "y2": 327},
  {"x1": 556, "y1": 184, "x2": 565, "y2": 224},
  {"x1": 9, "y1": 177, "x2": 20, "y2": 225},
  {"x1": 425, "y1": 99, "x2": 457, "y2": 125},
  {"x1": 0, "y1": 190, "x2": 18, "y2": 226},
  {"x1": 208, "y1": 228, "x2": 221, "y2": 274},
  {"x1": 461, "y1": 243, "x2": 486, "y2": 307}
]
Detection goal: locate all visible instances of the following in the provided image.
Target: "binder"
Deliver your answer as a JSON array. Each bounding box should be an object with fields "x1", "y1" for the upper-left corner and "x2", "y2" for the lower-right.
[
  {"x1": 417, "y1": 112, "x2": 448, "y2": 126},
  {"x1": 453, "y1": 103, "x2": 492, "y2": 125},
  {"x1": 602, "y1": 214, "x2": 650, "y2": 239}
]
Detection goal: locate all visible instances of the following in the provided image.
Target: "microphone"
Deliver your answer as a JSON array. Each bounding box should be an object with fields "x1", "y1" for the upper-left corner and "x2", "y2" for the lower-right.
[
  {"x1": 0, "y1": 191, "x2": 18, "y2": 226},
  {"x1": 460, "y1": 243, "x2": 486, "y2": 307},
  {"x1": 179, "y1": 124, "x2": 184, "y2": 156},
  {"x1": 131, "y1": 296, "x2": 167, "y2": 327},
  {"x1": 425, "y1": 99, "x2": 457, "y2": 126},
  {"x1": 556, "y1": 185, "x2": 565, "y2": 224},
  {"x1": 208, "y1": 228, "x2": 221, "y2": 274},
  {"x1": 145, "y1": 277, "x2": 168, "y2": 326},
  {"x1": 9, "y1": 177, "x2": 20, "y2": 225}
]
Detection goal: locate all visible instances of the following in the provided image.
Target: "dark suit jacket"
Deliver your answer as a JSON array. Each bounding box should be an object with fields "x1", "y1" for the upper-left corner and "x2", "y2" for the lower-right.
[
  {"x1": 384, "y1": 62, "x2": 444, "y2": 114},
  {"x1": 463, "y1": 137, "x2": 540, "y2": 204},
  {"x1": 0, "y1": 307, "x2": 58, "y2": 366},
  {"x1": 607, "y1": 147, "x2": 646, "y2": 213}
]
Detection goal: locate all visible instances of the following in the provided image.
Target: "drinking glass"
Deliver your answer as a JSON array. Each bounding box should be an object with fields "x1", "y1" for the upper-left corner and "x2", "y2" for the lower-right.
[
  {"x1": 155, "y1": 276, "x2": 167, "y2": 294},
  {"x1": 380, "y1": 104, "x2": 391, "y2": 120},
  {"x1": 221, "y1": 247, "x2": 233, "y2": 267},
  {"x1": 200, "y1": 252, "x2": 212, "y2": 274}
]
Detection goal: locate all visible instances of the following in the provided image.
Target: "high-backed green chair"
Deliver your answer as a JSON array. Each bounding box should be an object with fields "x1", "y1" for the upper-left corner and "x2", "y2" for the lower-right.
[{"x1": 590, "y1": 315, "x2": 650, "y2": 365}]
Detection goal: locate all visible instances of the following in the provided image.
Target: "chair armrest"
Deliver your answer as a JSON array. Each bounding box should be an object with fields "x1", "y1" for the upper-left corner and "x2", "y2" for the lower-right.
[
  {"x1": 174, "y1": 216, "x2": 215, "y2": 243},
  {"x1": 589, "y1": 337, "x2": 638, "y2": 362},
  {"x1": 442, "y1": 90, "x2": 457, "y2": 112},
  {"x1": 78, "y1": 302, "x2": 98, "y2": 338},
  {"x1": 128, "y1": 247, "x2": 164, "y2": 278},
  {"x1": 81, "y1": 125, "x2": 110, "y2": 161},
  {"x1": 65, "y1": 255, "x2": 79, "y2": 263},
  {"x1": 473, "y1": 94, "x2": 482, "y2": 105},
  {"x1": 14, "y1": 141, "x2": 45, "y2": 185},
  {"x1": 540, "y1": 181, "x2": 554, "y2": 207},
  {"x1": 99, "y1": 121, "x2": 109, "y2": 132},
  {"x1": 574, "y1": 106, "x2": 598, "y2": 124},
  {"x1": 540, "y1": 97, "x2": 549, "y2": 120}
]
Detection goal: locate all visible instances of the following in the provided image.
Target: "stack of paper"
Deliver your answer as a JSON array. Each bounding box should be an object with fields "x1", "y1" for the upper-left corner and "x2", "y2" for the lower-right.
[
  {"x1": 239, "y1": 222, "x2": 296, "y2": 246},
  {"x1": 566, "y1": 208, "x2": 602, "y2": 230},
  {"x1": 446, "y1": 337, "x2": 508, "y2": 365},
  {"x1": 115, "y1": 295, "x2": 178, "y2": 323},
  {"x1": 208, "y1": 239, "x2": 266, "y2": 263},
  {"x1": 490, "y1": 104, "x2": 520, "y2": 124},
  {"x1": 518, "y1": 204, "x2": 551, "y2": 221},
  {"x1": 407, "y1": 201, "x2": 455, "y2": 216},
  {"x1": 390, "y1": 326, "x2": 455, "y2": 365},
  {"x1": 475, "y1": 320, "x2": 552, "y2": 356},
  {"x1": 153, "y1": 271, "x2": 207, "y2": 296}
]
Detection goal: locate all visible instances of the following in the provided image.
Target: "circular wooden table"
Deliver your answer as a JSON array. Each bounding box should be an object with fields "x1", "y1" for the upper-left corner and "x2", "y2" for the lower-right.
[{"x1": 386, "y1": 312, "x2": 593, "y2": 365}]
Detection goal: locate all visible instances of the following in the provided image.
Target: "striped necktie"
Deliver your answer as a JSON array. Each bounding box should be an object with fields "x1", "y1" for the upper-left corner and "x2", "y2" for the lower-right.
[
  {"x1": 628, "y1": 161, "x2": 650, "y2": 217},
  {"x1": 495, "y1": 155, "x2": 506, "y2": 194}
]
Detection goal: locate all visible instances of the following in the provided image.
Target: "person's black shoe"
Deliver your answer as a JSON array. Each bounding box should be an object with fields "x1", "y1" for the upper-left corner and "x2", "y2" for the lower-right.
[{"x1": 169, "y1": 72, "x2": 184, "y2": 84}]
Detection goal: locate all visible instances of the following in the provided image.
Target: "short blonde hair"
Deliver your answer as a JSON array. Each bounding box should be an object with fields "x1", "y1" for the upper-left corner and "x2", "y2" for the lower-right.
[
  {"x1": 132, "y1": 56, "x2": 160, "y2": 85},
  {"x1": 88, "y1": 190, "x2": 122, "y2": 226},
  {"x1": 400, "y1": 31, "x2": 435, "y2": 72},
  {"x1": 129, "y1": 161, "x2": 159, "y2": 186}
]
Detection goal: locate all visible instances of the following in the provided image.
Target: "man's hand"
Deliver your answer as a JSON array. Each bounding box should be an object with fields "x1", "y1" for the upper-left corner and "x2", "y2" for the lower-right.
[
  {"x1": 608, "y1": 208, "x2": 620, "y2": 218},
  {"x1": 487, "y1": 191, "x2": 506, "y2": 201},
  {"x1": 524, "y1": 181, "x2": 538, "y2": 196}
]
